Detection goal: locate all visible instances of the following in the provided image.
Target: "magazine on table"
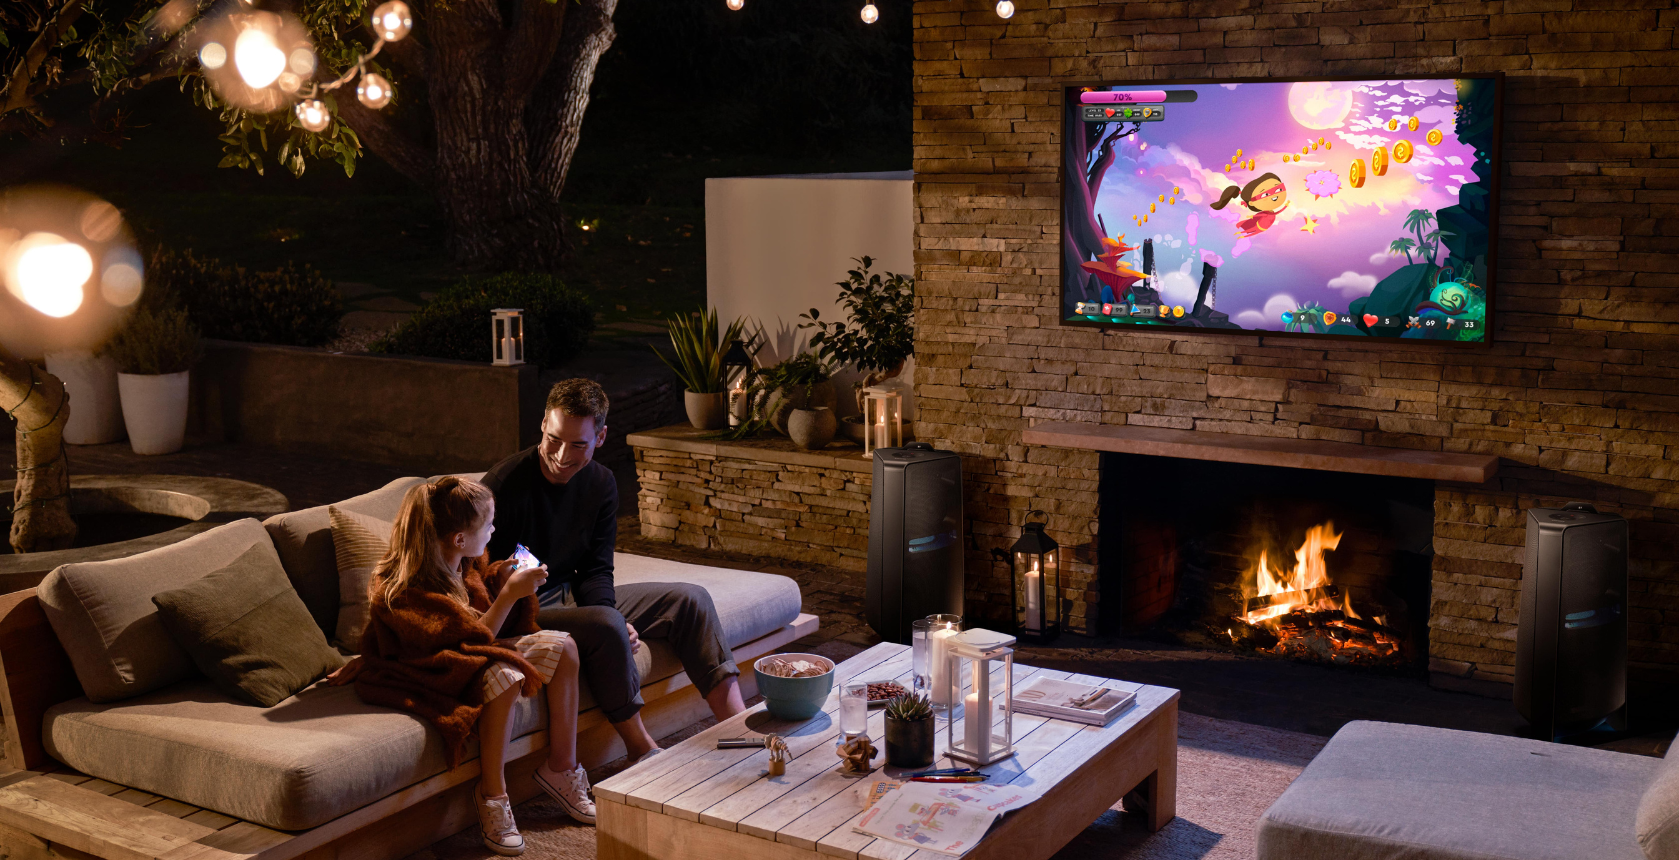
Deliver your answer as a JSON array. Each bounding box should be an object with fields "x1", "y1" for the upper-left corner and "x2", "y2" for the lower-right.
[
  {"x1": 1013, "y1": 677, "x2": 1136, "y2": 726},
  {"x1": 853, "y1": 781, "x2": 1040, "y2": 856}
]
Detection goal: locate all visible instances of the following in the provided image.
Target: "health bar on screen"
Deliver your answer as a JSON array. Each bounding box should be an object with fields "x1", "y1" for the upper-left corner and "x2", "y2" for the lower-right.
[{"x1": 1080, "y1": 91, "x2": 1168, "y2": 104}]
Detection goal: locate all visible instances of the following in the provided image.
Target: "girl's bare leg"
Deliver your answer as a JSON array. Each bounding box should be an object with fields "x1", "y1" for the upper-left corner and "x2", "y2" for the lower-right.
[
  {"x1": 478, "y1": 684, "x2": 521, "y2": 797},
  {"x1": 545, "y1": 635, "x2": 581, "y2": 772}
]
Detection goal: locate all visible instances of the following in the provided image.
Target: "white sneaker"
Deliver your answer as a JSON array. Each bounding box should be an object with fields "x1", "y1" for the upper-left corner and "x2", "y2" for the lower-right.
[
  {"x1": 474, "y1": 784, "x2": 524, "y2": 855},
  {"x1": 535, "y1": 763, "x2": 597, "y2": 825},
  {"x1": 627, "y1": 747, "x2": 664, "y2": 768}
]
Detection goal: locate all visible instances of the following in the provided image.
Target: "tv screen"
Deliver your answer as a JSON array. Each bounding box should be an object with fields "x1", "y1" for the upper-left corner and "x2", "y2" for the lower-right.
[{"x1": 1061, "y1": 75, "x2": 1501, "y2": 343}]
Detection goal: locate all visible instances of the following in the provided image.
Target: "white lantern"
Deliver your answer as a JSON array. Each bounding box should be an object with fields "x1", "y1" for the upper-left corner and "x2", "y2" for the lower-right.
[
  {"x1": 491, "y1": 308, "x2": 524, "y2": 366},
  {"x1": 862, "y1": 386, "x2": 902, "y2": 457},
  {"x1": 943, "y1": 628, "x2": 1017, "y2": 767}
]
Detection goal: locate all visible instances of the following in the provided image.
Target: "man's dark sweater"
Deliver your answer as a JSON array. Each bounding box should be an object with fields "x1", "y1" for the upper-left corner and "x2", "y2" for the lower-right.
[{"x1": 481, "y1": 447, "x2": 617, "y2": 609}]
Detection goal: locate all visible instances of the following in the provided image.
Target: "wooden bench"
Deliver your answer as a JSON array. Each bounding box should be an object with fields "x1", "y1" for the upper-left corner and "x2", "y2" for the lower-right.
[{"x1": 0, "y1": 586, "x2": 818, "y2": 860}]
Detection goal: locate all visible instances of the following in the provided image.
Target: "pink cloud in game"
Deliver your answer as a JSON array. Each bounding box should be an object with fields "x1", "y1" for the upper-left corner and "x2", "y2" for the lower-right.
[
  {"x1": 1200, "y1": 248, "x2": 1223, "y2": 268},
  {"x1": 1231, "y1": 236, "x2": 1252, "y2": 258},
  {"x1": 1403, "y1": 79, "x2": 1455, "y2": 97},
  {"x1": 1186, "y1": 212, "x2": 1199, "y2": 245}
]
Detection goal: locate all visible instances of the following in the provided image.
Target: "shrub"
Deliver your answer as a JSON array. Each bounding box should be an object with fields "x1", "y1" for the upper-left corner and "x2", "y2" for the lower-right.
[
  {"x1": 106, "y1": 307, "x2": 204, "y2": 375},
  {"x1": 145, "y1": 248, "x2": 344, "y2": 347},
  {"x1": 371, "y1": 273, "x2": 594, "y2": 367}
]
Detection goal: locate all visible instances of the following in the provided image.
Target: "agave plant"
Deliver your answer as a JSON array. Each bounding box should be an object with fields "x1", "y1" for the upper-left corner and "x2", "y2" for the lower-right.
[
  {"x1": 652, "y1": 307, "x2": 748, "y2": 394},
  {"x1": 884, "y1": 692, "x2": 933, "y2": 722}
]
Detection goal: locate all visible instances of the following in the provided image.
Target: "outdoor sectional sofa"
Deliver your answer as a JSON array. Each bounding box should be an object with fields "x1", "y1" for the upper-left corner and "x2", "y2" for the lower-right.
[{"x1": 0, "y1": 476, "x2": 817, "y2": 860}]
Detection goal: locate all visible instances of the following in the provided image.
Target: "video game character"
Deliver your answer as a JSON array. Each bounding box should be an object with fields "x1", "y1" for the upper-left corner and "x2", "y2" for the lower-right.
[{"x1": 1211, "y1": 173, "x2": 1290, "y2": 238}]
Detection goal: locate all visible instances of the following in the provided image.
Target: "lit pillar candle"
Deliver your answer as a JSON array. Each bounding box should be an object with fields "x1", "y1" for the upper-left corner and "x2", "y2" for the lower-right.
[
  {"x1": 928, "y1": 626, "x2": 957, "y2": 706},
  {"x1": 1025, "y1": 557, "x2": 1042, "y2": 631},
  {"x1": 500, "y1": 336, "x2": 516, "y2": 362},
  {"x1": 965, "y1": 657, "x2": 992, "y2": 758},
  {"x1": 874, "y1": 412, "x2": 888, "y2": 450}
]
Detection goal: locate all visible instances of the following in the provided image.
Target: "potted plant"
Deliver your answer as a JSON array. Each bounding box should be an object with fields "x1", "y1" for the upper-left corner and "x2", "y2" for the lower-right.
[
  {"x1": 106, "y1": 307, "x2": 204, "y2": 455},
  {"x1": 652, "y1": 307, "x2": 747, "y2": 430},
  {"x1": 799, "y1": 256, "x2": 915, "y2": 444},
  {"x1": 44, "y1": 348, "x2": 126, "y2": 445},
  {"x1": 883, "y1": 692, "x2": 935, "y2": 768},
  {"x1": 753, "y1": 352, "x2": 837, "y2": 439}
]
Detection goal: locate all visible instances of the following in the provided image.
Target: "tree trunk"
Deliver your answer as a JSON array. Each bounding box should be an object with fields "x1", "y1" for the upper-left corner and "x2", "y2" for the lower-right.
[
  {"x1": 335, "y1": 0, "x2": 618, "y2": 270},
  {"x1": 0, "y1": 346, "x2": 74, "y2": 553}
]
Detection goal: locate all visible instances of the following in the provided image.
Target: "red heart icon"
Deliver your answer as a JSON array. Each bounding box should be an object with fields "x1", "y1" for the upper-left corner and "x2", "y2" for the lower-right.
[{"x1": 1362, "y1": 313, "x2": 1378, "y2": 327}]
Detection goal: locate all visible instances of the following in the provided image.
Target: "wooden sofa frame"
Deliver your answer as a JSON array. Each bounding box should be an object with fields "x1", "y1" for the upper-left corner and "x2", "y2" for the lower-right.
[{"x1": 0, "y1": 586, "x2": 818, "y2": 860}]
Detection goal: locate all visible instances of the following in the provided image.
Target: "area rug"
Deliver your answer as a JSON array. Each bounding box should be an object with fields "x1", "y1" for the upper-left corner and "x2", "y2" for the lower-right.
[{"x1": 406, "y1": 712, "x2": 1327, "y2": 860}]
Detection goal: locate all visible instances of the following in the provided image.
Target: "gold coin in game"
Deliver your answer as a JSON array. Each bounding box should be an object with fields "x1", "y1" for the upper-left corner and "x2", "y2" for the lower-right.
[
  {"x1": 1325, "y1": 140, "x2": 1332, "y2": 149},
  {"x1": 1236, "y1": 149, "x2": 1242, "y2": 158},
  {"x1": 1323, "y1": 311, "x2": 1337, "y2": 325},
  {"x1": 1150, "y1": 203, "x2": 1156, "y2": 213},
  {"x1": 1301, "y1": 145, "x2": 1309, "y2": 155},
  {"x1": 1349, "y1": 158, "x2": 1366, "y2": 188},
  {"x1": 1392, "y1": 139, "x2": 1414, "y2": 163},
  {"x1": 1174, "y1": 186, "x2": 1181, "y2": 194},
  {"x1": 1372, "y1": 146, "x2": 1389, "y2": 176},
  {"x1": 1318, "y1": 136, "x2": 1325, "y2": 146},
  {"x1": 1224, "y1": 164, "x2": 1231, "y2": 172},
  {"x1": 1408, "y1": 116, "x2": 1420, "y2": 131},
  {"x1": 1159, "y1": 194, "x2": 1165, "y2": 202},
  {"x1": 1169, "y1": 197, "x2": 1175, "y2": 204},
  {"x1": 1246, "y1": 158, "x2": 1254, "y2": 170},
  {"x1": 1173, "y1": 305, "x2": 1185, "y2": 318},
  {"x1": 1427, "y1": 128, "x2": 1444, "y2": 146},
  {"x1": 1294, "y1": 154, "x2": 1302, "y2": 162},
  {"x1": 1387, "y1": 118, "x2": 1399, "y2": 131}
]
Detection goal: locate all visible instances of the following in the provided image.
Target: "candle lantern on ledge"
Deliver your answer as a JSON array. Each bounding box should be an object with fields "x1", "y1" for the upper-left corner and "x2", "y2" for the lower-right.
[
  {"x1": 491, "y1": 308, "x2": 524, "y2": 366},
  {"x1": 722, "y1": 338, "x2": 756, "y2": 426},
  {"x1": 862, "y1": 386, "x2": 903, "y2": 457},
  {"x1": 942, "y1": 628, "x2": 1017, "y2": 767},
  {"x1": 1011, "y1": 511, "x2": 1061, "y2": 643}
]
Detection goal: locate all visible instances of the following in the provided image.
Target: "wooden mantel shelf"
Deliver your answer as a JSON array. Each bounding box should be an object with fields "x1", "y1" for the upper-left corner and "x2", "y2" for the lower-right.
[{"x1": 1022, "y1": 421, "x2": 1498, "y2": 484}]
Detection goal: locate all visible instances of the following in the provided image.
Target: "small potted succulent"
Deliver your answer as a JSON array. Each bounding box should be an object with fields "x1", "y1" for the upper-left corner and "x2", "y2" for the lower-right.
[
  {"x1": 653, "y1": 307, "x2": 748, "y2": 430},
  {"x1": 883, "y1": 692, "x2": 936, "y2": 768}
]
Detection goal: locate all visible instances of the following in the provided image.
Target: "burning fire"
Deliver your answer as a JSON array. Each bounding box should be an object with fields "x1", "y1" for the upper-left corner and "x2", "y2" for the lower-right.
[
  {"x1": 1236, "y1": 520, "x2": 1400, "y2": 663},
  {"x1": 1243, "y1": 522, "x2": 1347, "y2": 625}
]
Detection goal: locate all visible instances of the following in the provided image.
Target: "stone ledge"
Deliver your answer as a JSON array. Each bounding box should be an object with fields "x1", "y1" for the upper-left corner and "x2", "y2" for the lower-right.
[{"x1": 627, "y1": 425, "x2": 874, "y2": 474}]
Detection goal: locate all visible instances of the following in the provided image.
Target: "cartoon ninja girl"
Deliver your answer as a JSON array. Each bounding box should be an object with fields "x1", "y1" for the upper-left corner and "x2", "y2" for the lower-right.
[{"x1": 1211, "y1": 172, "x2": 1289, "y2": 238}]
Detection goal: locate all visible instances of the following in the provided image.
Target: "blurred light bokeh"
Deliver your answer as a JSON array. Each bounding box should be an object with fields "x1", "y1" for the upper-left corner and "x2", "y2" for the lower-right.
[{"x1": 0, "y1": 186, "x2": 142, "y2": 359}]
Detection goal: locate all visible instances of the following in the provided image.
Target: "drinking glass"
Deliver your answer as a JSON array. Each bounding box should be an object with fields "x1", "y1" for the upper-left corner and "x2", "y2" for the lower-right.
[{"x1": 839, "y1": 681, "x2": 869, "y2": 737}]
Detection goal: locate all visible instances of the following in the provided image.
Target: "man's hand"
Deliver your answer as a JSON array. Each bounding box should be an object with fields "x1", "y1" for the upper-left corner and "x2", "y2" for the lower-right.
[
  {"x1": 625, "y1": 620, "x2": 641, "y2": 653},
  {"x1": 327, "y1": 655, "x2": 364, "y2": 686}
]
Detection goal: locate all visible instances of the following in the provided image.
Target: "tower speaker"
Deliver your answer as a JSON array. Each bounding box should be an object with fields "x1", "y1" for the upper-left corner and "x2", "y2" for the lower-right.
[
  {"x1": 867, "y1": 442, "x2": 963, "y2": 645},
  {"x1": 1515, "y1": 502, "x2": 1628, "y2": 740}
]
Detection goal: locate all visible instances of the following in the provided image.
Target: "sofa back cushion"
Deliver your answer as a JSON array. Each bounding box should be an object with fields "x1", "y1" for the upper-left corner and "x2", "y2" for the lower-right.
[
  {"x1": 263, "y1": 478, "x2": 424, "y2": 636},
  {"x1": 328, "y1": 506, "x2": 392, "y2": 652},
  {"x1": 152, "y1": 543, "x2": 346, "y2": 707},
  {"x1": 1638, "y1": 736, "x2": 1679, "y2": 860},
  {"x1": 39, "y1": 518, "x2": 280, "y2": 703}
]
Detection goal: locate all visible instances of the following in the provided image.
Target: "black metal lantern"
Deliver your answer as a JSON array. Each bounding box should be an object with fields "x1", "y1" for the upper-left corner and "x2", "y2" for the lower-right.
[
  {"x1": 1010, "y1": 510, "x2": 1060, "y2": 642},
  {"x1": 722, "y1": 338, "x2": 755, "y2": 426}
]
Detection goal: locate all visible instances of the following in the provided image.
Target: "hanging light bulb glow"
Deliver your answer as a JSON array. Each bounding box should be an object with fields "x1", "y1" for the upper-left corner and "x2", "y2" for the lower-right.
[
  {"x1": 233, "y1": 25, "x2": 286, "y2": 89},
  {"x1": 371, "y1": 0, "x2": 413, "y2": 41},
  {"x1": 295, "y1": 99, "x2": 331, "y2": 132},
  {"x1": 996, "y1": 0, "x2": 1015, "y2": 18},
  {"x1": 199, "y1": 42, "x2": 227, "y2": 69},
  {"x1": 357, "y1": 73, "x2": 393, "y2": 109},
  {"x1": 10, "y1": 233, "x2": 91, "y2": 318},
  {"x1": 861, "y1": 3, "x2": 878, "y2": 22},
  {"x1": 726, "y1": 0, "x2": 744, "y2": 9}
]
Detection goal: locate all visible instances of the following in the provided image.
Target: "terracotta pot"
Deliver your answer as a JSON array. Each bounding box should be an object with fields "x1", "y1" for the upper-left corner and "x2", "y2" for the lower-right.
[
  {"x1": 767, "y1": 380, "x2": 838, "y2": 434},
  {"x1": 684, "y1": 390, "x2": 728, "y2": 430},
  {"x1": 117, "y1": 371, "x2": 190, "y2": 455},
  {"x1": 787, "y1": 407, "x2": 837, "y2": 450},
  {"x1": 884, "y1": 714, "x2": 935, "y2": 768}
]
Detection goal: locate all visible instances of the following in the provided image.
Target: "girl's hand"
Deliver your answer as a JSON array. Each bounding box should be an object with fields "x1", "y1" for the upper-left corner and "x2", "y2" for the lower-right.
[
  {"x1": 327, "y1": 655, "x2": 364, "y2": 686},
  {"x1": 504, "y1": 563, "x2": 548, "y2": 600}
]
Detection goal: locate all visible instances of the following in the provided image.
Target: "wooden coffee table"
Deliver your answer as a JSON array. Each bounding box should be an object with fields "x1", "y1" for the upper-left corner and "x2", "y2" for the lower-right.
[{"x1": 595, "y1": 642, "x2": 1179, "y2": 860}]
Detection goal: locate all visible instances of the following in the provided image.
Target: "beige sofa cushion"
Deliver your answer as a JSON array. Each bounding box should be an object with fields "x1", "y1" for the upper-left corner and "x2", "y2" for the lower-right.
[
  {"x1": 39, "y1": 519, "x2": 280, "y2": 703},
  {"x1": 1257, "y1": 721, "x2": 1655, "y2": 860},
  {"x1": 264, "y1": 478, "x2": 424, "y2": 636},
  {"x1": 328, "y1": 506, "x2": 391, "y2": 652},
  {"x1": 1638, "y1": 738, "x2": 1679, "y2": 860}
]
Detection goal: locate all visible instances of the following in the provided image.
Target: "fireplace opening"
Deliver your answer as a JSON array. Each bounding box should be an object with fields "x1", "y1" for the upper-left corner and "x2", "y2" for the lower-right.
[{"x1": 1097, "y1": 452, "x2": 1435, "y2": 672}]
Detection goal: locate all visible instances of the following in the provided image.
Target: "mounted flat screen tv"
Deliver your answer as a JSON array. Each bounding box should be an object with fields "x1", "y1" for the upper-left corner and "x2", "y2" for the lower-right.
[{"x1": 1061, "y1": 75, "x2": 1502, "y2": 344}]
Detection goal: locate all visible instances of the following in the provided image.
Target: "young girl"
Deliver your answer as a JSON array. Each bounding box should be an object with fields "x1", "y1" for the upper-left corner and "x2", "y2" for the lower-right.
[
  {"x1": 1211, "y1": 172, "x2": 1290, "y2": 238},
  {"x1": 328, "y1": 477, "x2": 594, "y2": 855}
]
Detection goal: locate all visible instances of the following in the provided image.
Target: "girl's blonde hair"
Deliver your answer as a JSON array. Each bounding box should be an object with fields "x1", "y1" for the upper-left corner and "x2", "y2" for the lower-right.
[{"x1": 375, "y1": 476, "x2": 495, "y2": 606}]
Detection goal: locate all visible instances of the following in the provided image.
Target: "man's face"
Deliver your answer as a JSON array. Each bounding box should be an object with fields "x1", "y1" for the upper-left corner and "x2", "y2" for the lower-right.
[{"x1": 537, "y1": 410, "x2": 605, "y2": 484}]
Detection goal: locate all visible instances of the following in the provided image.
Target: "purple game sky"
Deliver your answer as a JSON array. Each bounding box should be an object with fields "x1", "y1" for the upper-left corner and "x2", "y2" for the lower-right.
[{"x1": 1090, "y1": 79, "x2": 1477, "y2": 329}]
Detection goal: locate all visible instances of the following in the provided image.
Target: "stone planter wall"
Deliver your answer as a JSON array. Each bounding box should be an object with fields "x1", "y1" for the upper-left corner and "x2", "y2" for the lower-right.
[
  {"x1": 912, "y1": 0, "x2": 1679, "y2": 693},
  {"x1": 629, "y1": 427, "x2": 873, "y2": 571}
]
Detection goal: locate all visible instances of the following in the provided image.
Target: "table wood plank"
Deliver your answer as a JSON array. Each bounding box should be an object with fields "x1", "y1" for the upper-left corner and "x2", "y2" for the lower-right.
[
  {"x1": 0, "y1": 777, "x2": 216, "y2": 860},
  {"x1": 595, "y1": 642, "x2": 903, "y2": 806}
]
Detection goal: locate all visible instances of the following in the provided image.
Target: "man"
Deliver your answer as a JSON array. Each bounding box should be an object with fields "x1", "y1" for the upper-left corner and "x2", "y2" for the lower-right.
[{"x1": 481, "y1": 379, "x2": 745, "y2": 765}]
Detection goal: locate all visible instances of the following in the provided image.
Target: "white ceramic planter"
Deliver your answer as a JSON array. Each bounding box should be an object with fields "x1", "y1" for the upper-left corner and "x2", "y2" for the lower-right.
[
  {"x1": 118, "y1": 371, "x2": 190, "y2": 455},
  {"x1": 45, "y1": 350, "x2": 126, "y2": 445}
]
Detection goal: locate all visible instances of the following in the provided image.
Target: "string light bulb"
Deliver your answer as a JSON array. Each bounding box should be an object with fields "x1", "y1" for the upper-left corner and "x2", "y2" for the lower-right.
[
  {"x1": 726, "y1": 0, "x2": 744, "y2": 8},
  {"x1": 199, "y1": 42, "x2": 227, "y2": 69},
  {"x1": 233, "y1": 25, "x2": 286, "y2": 88},
  {"x1": 295, "y1": 99, "x2": 331, "y2": 132},
  {"x1": 371, "y1": 1, "x2": 412, "y2": 41},
  {"x1": 357, "y1": 73, "x2": 393, "y2": 109},
  {"x1": 10, "y1": 233, "x2": 91, "y2": 318},
  {"x1": 861, "y1": 3, "x2": 878, "y2": 22},
  {"x1": 996, "y1": 0, "x2": 1015, "y2": 18}
]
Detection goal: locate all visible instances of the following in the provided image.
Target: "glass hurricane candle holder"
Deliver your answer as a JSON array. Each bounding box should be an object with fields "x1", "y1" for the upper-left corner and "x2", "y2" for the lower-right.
[
  {"x1": 862, "y1": 386, "x2": 903, "y2": 457},
  {"x1": 942, "y1": 628, "x2": 1017, "y2": 767},
  {"x1": 491, "y1": 308, "x2": 524, "y2": 366},
  {"x1": 915, "y1": 614, "x2": 961, "y2": 712}
]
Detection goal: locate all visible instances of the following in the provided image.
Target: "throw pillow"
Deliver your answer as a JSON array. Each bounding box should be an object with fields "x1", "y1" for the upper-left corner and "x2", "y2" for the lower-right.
[
  {"x1": 328, "y1": 505, "x2": 391, "y2": 652},
  {"x1": 152, "y1": 543, "x2": 346, "y2": 707}
]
